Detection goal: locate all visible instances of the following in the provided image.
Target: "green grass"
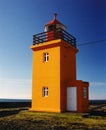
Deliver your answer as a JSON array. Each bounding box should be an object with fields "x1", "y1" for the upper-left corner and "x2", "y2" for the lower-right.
[{"x1": 0, "y1": 105, "x2": 106, "y2": 130}]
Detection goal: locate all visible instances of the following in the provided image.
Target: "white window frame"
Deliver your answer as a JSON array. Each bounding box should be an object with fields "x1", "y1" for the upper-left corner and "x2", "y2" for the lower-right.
[
  {"x1": 43, "y1": 87, "x2": 48, "y2": 97},
  {"x1": 83, "y1": 87, "x2": 87, "y2": 99},
  {"x1": 43, "y1": 52, "x2": 49, "y2": 62}
]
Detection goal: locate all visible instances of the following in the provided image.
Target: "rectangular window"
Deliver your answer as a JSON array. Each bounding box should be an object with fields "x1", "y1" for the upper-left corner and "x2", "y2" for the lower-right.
[
  {"x1": 43, "y1": 87, "x2": 48, "y2": 97},
  {"x1": 83, "y1": 87, "x2": 87, "y2": 99},
  {"x1": 43, "y1": 52, "x2": 49, "y2": 62}
]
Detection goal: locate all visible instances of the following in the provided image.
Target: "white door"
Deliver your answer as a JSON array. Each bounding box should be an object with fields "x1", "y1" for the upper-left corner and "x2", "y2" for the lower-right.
[{"x1": 67, "y1": 87, "x2": 77, "y2": 111}]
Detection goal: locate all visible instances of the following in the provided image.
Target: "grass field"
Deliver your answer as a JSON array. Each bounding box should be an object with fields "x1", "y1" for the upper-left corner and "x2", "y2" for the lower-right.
[{"x1": 0, "y1": 102, "x2": 106, "y2": 130}]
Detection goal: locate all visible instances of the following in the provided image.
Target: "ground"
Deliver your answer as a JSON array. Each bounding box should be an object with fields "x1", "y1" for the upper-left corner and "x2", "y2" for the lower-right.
[{"x1": 0, "y1": 102, "x2": 106, "y2": 130}]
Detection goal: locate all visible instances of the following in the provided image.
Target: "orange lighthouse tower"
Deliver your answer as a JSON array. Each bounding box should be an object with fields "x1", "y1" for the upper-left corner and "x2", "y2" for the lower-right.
[{"x1": 30, "y1": 14, "x2": 89, "y2": 113}]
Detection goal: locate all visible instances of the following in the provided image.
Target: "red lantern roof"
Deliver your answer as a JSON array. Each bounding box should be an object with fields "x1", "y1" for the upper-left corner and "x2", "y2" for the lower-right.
[{"x1": 45, "y1": 13, "x2": 66, "y2": 27}]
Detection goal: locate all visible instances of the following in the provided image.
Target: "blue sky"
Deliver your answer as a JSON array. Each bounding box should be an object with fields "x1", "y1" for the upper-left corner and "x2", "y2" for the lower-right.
[{"x1": 0, "y1": 0, "x2": 106, "y2": 99}]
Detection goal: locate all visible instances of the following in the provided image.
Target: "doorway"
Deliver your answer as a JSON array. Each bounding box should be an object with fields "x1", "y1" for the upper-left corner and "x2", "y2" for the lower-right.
[{"x1": 67, "y1": 87, "x2": 77, "y2": 111}]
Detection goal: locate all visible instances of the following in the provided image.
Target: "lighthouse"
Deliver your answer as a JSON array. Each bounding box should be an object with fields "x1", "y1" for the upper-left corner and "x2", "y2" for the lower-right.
[{"x1": 30, "y1": 14, "x2": 89, "y2": 113}]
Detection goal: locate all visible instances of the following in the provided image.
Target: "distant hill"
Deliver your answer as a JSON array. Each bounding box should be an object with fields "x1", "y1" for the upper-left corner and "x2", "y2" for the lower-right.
[
  {"x1": 89, "y1": 100, "x2": 106, "y2": 105},
  {"x1": 0, "y1": 99, "x2": 31, "y2": 102}
]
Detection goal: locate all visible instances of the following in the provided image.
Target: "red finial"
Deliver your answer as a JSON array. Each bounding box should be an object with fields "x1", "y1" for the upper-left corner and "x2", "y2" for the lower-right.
[{"x1": 54, "y1": 13, "x2": 57, "y2": 20}]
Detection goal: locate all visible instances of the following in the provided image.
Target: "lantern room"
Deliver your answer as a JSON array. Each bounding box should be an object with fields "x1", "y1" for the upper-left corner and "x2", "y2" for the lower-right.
[
  {"x1": 44, "y1": 13, "x2": 66, "y2": 41},
  {"x1": 44, "y1": 13, "x2": 66, "y2": 31}
]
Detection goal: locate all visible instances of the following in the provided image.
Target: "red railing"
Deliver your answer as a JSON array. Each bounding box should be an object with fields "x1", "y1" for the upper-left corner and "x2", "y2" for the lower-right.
[{"x1": 33, "y1": 28, "x2": 76, "y2": 47}]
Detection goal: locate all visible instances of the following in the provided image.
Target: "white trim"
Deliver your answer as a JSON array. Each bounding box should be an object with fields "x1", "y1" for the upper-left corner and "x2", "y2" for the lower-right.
[
  {"x1": 43, "y1": 87, "x2": 48, "y2": 97},
  {"x1": 83, "y1": 87, "x2": 87, "y2": 99},
  {"x1": 43, "y1": 52, "x2": 49, "y2": 62}
]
